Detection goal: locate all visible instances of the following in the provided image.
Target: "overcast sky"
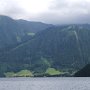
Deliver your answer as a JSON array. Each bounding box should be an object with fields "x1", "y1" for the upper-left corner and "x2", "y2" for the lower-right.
[{"x1": 0, "y1": 0, "x2": 90, "y2": 24}]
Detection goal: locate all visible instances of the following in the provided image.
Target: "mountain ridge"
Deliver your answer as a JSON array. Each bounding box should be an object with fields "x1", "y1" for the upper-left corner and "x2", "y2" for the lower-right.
[{"x1": 0, "y1": 15, "x2": 53, "y2": 48}]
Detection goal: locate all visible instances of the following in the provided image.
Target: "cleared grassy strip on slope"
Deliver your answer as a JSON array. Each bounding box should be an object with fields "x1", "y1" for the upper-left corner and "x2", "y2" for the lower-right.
[
  {"x1": 45, "y1": 68, "x2": 63, "y2": 75},
  {"x1": 4, "y1": 70, "x2": 33, "y2": 77}
]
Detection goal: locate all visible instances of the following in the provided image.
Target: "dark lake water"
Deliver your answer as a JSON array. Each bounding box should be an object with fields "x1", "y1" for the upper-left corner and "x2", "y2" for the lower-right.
[{"x1": 0, "y1": 77, "x2": 90, "y2": 90}]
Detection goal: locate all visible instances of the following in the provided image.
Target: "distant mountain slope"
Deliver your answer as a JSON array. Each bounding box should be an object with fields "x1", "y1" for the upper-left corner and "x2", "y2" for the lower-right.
[
  {"x1": 0, "y1": 15, "x2": 52, "y2": 49},
  {"x1": 1, "y1": 24, "x2": 90, "y2": 76},
  {"x1": 0, "y1": 15, "x2": 22, "y2": 48},
  {"x1": 74, "y1": 64, "x2": 90, "y2": 77},
  {"x1": 16, "y1": 19, "x2": 53, "y2": 33}
]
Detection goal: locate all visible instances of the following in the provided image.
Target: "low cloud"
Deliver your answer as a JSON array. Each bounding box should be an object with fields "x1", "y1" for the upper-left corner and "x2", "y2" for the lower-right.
[
  {"x1": 0, "y1": 0, "x2": 90, "y2": 24},
  {"x1": 0, "y1": 0, "x2": 27, "y2": 18},
  {"x1": 38, "y1": 0, "x2": 90, "y2": 24}
]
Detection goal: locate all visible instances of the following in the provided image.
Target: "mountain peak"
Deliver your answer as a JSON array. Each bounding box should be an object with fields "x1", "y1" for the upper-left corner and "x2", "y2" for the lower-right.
[{"x1": 0, "y1": 15, "x2": 13, "y2": 20}]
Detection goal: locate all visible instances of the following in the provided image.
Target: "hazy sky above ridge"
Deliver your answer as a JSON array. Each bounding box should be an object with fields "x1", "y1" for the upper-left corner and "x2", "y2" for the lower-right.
[{"x1": 0, "y1": 0, "x2": 90, "y2": 24}]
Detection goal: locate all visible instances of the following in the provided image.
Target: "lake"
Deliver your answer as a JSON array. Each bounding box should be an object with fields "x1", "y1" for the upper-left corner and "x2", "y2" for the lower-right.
[{"x1": 0, "y1": 77, "x2": 90, "y2": 90}]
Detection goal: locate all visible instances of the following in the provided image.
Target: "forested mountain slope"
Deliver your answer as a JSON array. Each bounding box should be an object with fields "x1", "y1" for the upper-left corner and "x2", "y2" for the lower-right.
[
  {"x1": 74, "y1": 64, "x2": 90, "y2": 77},
  {"x1": 0, "y1": 24, "x2": 90, "y2": 76}
]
